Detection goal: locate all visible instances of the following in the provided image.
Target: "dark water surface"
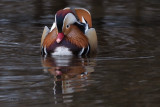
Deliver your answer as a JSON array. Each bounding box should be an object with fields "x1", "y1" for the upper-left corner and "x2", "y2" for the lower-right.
[{"x1": 0, "y1": 0, "x2": 160, "y2": 107}]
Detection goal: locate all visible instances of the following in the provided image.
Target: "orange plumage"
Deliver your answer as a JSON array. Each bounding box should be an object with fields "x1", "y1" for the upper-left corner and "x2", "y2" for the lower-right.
[
  {"x1": 43, "y1": 28, "x2": 57, "y2": 48},
  {"x1": 66, "y1": 25, "x2": 89, "y2": 48}
]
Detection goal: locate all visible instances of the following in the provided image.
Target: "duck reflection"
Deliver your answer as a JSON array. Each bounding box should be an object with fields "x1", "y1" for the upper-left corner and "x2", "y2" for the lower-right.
[{"x1": 41, "y1": 56, "x2": 96, "y2": 103}]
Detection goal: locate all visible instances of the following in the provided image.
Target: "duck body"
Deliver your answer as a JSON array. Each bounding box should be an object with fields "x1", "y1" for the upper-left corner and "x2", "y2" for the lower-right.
[
  {"x1": 42, "y1": 37, "x2": 90, "y2": 56},
  {"x1": 41, "y1": 7, "x2": 97, "y2": 56}
]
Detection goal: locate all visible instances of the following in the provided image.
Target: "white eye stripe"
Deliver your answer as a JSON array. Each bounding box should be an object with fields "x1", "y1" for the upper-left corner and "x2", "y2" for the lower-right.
[{"x1": 63, "y1": 13, "x2": 77, "y2": 29}]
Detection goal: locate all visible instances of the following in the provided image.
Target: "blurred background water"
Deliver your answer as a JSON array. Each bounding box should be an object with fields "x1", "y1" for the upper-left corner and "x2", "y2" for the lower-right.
[{"x1": 0, "y1": 0, "x2": 160, "y2": 107}]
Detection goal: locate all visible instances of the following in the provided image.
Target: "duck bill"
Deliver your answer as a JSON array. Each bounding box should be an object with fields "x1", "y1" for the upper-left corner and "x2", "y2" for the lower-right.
[{"x1": 56, "y1": 33, "x2": 64, "y2": 43}]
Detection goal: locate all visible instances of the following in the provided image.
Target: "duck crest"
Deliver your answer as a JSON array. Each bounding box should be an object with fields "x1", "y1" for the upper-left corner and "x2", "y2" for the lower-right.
[{"x1": 74, "y1": 8, "x2": 92, "y2": 28}]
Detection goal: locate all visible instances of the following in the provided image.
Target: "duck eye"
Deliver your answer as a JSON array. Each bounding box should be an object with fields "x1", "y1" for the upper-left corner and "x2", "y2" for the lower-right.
[{"x1": 66, "y1": 25, "x2": 70, "y2": 28}]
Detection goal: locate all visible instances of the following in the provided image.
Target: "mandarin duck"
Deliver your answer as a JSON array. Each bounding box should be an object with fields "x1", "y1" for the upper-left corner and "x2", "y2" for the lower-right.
[{"x1": 41, "y1": 7, "x2": 97, "y2": 56}]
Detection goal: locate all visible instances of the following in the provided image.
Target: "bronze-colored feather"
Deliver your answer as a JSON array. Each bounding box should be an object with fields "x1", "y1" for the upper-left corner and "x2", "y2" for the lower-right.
[
  {"x1": 66, "y1": 25, "x2": 89, "y2": 48},
  {"x1": 43, "y1": 28, "x2": 57, "y2": 48},
  {"x1": 85, "y1": 28, "x2": 97, "y2": 53},
  {"x1": 41, "y1": 26, "x2": 50, "y2": 47}
]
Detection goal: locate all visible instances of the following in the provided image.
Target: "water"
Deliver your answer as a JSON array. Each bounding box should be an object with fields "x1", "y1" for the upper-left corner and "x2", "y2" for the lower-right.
[{"x1": 0, "y1": 0, "x2": 160, "y2": 106}]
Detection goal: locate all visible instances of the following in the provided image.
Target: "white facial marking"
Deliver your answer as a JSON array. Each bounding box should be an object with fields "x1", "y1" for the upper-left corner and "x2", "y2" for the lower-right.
[
  {"x1": 52, "y1": 46, "x2": 73, "y2": 56},
  {"x1": 63, "y1": 13, "x2": 77, "y2": 29}
]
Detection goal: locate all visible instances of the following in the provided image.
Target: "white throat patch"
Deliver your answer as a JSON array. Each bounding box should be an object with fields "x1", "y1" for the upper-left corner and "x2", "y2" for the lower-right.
[{"x1": 51, "y1": 46, "x2": 73, "y2": 56}]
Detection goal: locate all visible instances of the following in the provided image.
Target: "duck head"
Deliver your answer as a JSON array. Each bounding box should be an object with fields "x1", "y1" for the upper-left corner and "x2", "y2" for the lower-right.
[
  {"x1": 55, "y1": 9, "x2": 78, "y2": 43},
  {"x1": 53, "y1": 7, "x2": 93, "y2": 43}
]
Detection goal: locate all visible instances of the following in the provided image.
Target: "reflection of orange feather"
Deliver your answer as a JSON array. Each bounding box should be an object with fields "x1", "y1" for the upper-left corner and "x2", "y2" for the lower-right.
[
  {"x1": 66, "y1": 25, "x2": 89, "y2": 48},
  {"x1": 41, "y1": 57, "x2": 90, "y2": 80},
  {"x1": 43, "y1": 28, "x2": 57, "y2": 48}
]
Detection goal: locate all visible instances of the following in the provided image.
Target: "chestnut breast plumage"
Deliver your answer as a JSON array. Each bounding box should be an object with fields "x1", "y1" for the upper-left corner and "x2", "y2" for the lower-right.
[{"x1": 41, "y1": 7, "x2": 97, "y2": 56}]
